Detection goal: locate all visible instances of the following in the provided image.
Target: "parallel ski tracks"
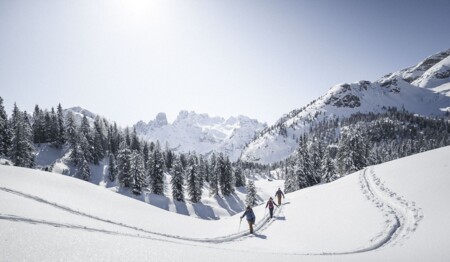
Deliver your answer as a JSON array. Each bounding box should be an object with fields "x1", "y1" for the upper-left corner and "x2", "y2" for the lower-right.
[{"x1": 0, "y1": 167, "x2": 423, "y2": 255}]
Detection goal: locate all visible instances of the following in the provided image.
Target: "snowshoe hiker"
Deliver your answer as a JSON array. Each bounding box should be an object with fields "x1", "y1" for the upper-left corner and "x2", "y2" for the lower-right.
[
  {"x1": 275, "y1": 188, "x2": 285, "y2": 205},
  {"x1": 265, "y1": 197, "x2": 278, "y2": 218},
  {"x1": 240, "y1": 206, "x2": 256, "y2": 234}
]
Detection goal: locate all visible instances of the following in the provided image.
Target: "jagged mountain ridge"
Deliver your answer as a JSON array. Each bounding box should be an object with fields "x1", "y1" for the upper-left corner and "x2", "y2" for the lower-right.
[
  {"x1": 133, "y1": 111, "x2": 267, "y2": 161},
  {"x1": 240, "y1": 49, "x2": 450, "y2": 164}
]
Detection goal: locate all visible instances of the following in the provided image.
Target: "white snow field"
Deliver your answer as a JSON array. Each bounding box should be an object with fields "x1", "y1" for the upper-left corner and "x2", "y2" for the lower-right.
[{"x1": 1, "y1": 146, "x2": 450, "y2": 261}]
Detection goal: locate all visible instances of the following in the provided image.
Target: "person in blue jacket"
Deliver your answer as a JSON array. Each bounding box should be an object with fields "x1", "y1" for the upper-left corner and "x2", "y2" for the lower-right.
[{"x1": 240, "y1": 206, "x2": 256, "y2": 233}]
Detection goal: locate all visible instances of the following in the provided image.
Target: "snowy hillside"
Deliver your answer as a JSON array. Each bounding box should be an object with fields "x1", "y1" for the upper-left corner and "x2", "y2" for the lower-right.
[
  {"x1": 2, "y1": 145, "x2": 449, "y2": 261},
  {"x1": 241, "y1": 49, "x2": 450, "y2": 164},
  {"x1": 134, "y1": 111, "x2": 266, "y2": 161}
]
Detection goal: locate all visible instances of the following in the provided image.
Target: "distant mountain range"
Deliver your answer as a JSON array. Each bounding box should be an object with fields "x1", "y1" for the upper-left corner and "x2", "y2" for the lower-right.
[
  {"x1": 63, "y1": 49, "x2": 450, "y2": 164},
  {"x1": 133, "y1": 111, "x2": 267, "y2": 161},
  {"x1": 240, "y1": 49, "x2": 450, "y2": 164}
]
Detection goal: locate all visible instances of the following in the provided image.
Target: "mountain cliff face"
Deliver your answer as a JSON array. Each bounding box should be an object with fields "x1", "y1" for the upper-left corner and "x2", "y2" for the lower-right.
[
  {"x1": 240, "y1": 49, "x2": 450, "y2": 164},
  {"x1": 134, "y1": 111, "x2": 267, "y2": 161}
]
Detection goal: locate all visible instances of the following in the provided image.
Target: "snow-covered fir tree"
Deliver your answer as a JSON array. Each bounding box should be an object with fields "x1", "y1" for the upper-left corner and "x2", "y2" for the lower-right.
[
  {"x1": 197, "y1": 155, "x2": 207, "y2": 190},
  {"x1": 130, "y1": 151, "x2": 146, "y2": 195},
  {"x1": 295, "y1": 136, "x2": 312, "y2": 189},
  {"x1": 56, "y1": 103, "x2": 65, "y2": 147},
  {"x1": 187, "y1": 153, "x2": 202, "y2": 202},
  {"x1": 0, "y1": 97, "x2": 11, "y2": 157},
  {"x1": 9, "y1": 105, "x2": 35, "y2": 168},
  {"x1": 130, "y1": 128, "x2": 141, "y2": 152},
  {"x1": 170, "y1": 155, "x2": 185, "y2": 202},
  {"x1": 337, "y1": 128, "x2": 368, "y2": 176},
  {"x1": 117, "y1": 142, "x2": 132, "y2": 188},
  {"x1": 92, "y1": 116, "x2": 106, "y2": 165},
  {"x1": 234, "y1": 163, "x2": 245, "y2": 187},
  {"x1": 219, "y1": 155, "x2": 234, "y2": 196},
  {"x1": 108, "y1": 153, "x2": 118, "y2": 182},
  {"x1": 32, "y1": 105, "x2": 45, "y2": 145},
  {"x1": 284, "y1": 158, "x2": 297, "y2": 193},
  {"x1": 164, "y1": 142, "x2": 173, "y2": 169},
  {"x1": 321, "y1": 147, "x2": 337, "y2": 183},
  {"x1": 65, "y1": 111, "x2": 78, "y2": 148},
  {"x1": 245, "y1": 180, "x2": 257, "y2": 207},
  {"x1": 310, "y1": 141, "x2": 323, "y2": 184},
  {"x1": 209, "y1": 152, "x2": 219, "y2": 196},
  {"x1": 148, "y1": 143, "x2": 165, "y2": 195},
  {"x1": 78, "y1": 156, "x2": 91, "y2": 181},
  {"x1": 79, "y1": 115, "x2": 94, "y2": 162}
]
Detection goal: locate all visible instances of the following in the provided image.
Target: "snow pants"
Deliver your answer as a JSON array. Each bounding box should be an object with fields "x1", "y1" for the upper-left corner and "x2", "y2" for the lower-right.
[
  {"x1": 247, "y1": 219, "x2": 255, "y2": 233},
  {"x1": 269, "y1": 207, "x2": 274, "y2": 218},
  {"x1": 277, "y1": 195, "x2": 282, "y2": 205}
]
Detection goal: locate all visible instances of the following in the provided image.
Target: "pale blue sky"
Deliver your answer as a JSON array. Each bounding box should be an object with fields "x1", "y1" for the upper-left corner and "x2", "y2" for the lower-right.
[{"x1": 1, "y1": 0, "x2": 449, "y2": 126}]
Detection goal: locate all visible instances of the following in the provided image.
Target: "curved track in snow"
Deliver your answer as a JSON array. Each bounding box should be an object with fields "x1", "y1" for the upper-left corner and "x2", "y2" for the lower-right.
[
  {"x1": 358, "y1": 168, "x2": 423, "y2": 250},
  {"x1": 0, "y1": 186, "x2": 281, "y2": 244},
  {"x1": 0, "y1": 167, "x2": 423, "y2": 255}
]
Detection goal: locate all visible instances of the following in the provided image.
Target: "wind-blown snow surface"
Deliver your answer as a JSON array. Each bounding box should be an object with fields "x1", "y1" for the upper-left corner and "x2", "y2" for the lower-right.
[
  {"x1": 134, "y1": 111, "x2": 266, "y2": 161},
  {"x1": 241, "y1": 49, "x2": 450, "y2": 164},
  {"x1": 1, "y1": 146, "x2": 450, "y2": 261}
]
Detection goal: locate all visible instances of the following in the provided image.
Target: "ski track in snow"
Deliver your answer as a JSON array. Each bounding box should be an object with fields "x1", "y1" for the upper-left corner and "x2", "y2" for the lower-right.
[
  {"x1": 0, "y1": 186, "x2": 279, "y2": 245},
  {"x1": 360, "y1": 168, "x2": 424, "y2": 249},
  {"x1": 0, "y1": 167, "x2": 423, "y2": 255}
]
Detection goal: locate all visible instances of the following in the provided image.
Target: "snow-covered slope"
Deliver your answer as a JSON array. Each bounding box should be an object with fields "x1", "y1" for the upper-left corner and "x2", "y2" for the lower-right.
[
  {"x1": 2, "y1": 145, "x2": 449, "y2": 261},
  {"x1": 241, "y1": 49, "x2": 450, "y2": 164},
  {"x1": 134, "y1": 111, "x2": 266, "y2": 161}
]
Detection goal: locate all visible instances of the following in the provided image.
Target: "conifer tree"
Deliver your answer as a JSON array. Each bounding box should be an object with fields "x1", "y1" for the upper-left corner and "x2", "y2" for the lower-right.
[
  {"x1": 197, "y1": 155, "x2": 206, "y2": 189},
  {"x1": 32, "y1": 105, "x2": 45, "y2": 144},
  {"x1": 220, "y1": 155, "x2": 234, "y2": 196},
  {"x1": 93, "y1": 117, "x2": 105, "y2": 164},
  {"x1": 337, "y1": 129, "x2": 368, "y2": 175},
  {"x1": 164, "y1": 142, "x2": 173, "y2": 169},
  {"x1": 78, "y1": 156, "x2": 91, "y2": 181},
  {"x1": 117, "y1": 142, "x2": 132, "y2": 188},
  {"x1": 79, "y1": 115, "x2": 94, "y2": 160},
  {"x1": 186, "y1": 153, "x2": 201, "y2": 202},
  {"x1": 9, "y1": 105, "x2": 35, "y2": 168},
  {"x1": 130, "y1": 128, "x2": 140, "y2": 152},
  {"x1": 295, "y1": 136, "x2": 312, "y2": 189},
  {"x1": 209, "y1": 153, "x2": 219, "y2": 196},
  {"x1": 108, "y1": 153, "x2": 118, "y2": 182},
  {"x1": 130, "y1": 151, "x2": 146, "y2": 195},
  {"x1": 148, "y1": 145, "x2": 165, "y2": 195},
  {"x1": 65, "y1": 111, "x2": 78, "y2": 148},
  {"x1": 69, "y1": 141, "x2": 83, "y2": 166},
  {"x1": 56, "y1": 103, "x2": 65, "y2": 147},
  {"x1": 284, "y1": 158, "x2": 298, "y2": 193},
  {"x1": 245, "y1": 180, "x2": 257, "y2": 207},
  {"x1": 49, "y1": 107, "x2": 59, "y2": 143},
  {"x1": 321, "y1": 148, "x2": 336, "y2": 183},
  {"x1": 171, "y1": 156, "x2": 185, "y2": 202},
  {"x1": 234, "y1": 163, "x2": 245, "y2": 187},
  {"x1": 143, "y1": 142, "x2": 149, "y2": 170},
  {"x1": 0, "y1": 97, "x2": 11, "y2": 156}
]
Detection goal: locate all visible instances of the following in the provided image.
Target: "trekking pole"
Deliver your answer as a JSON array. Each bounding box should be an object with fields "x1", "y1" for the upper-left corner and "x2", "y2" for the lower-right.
[
  {"x1": 263, "y1": 207, "x2": 267, "y2": 219},
  {"x1": 238, "y1": 218, "x2": 242, "y2": 232}
]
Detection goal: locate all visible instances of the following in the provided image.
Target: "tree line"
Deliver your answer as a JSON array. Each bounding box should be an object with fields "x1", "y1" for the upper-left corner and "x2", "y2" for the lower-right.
[
  {"x1": 280, "y1": 107, "x2": 450, "y2": 193},
  {"x1": 0, "y1": 97, "x2": 249, "y2": 203}
]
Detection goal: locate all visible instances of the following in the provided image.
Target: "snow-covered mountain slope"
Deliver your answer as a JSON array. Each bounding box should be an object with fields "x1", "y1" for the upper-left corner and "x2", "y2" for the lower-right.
[
  {"x1": 2, "y1": 145, "x2": 449, "y2": 261},
  {"x1": 241, "y1": 49, "x2": 450, "y2": 164},
  {"x1": 134, "y1": 111, "x2": 267, "y2": 161},
  {"x1": 63, "y1": 106, "x2": 98, "y2": 124}
]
